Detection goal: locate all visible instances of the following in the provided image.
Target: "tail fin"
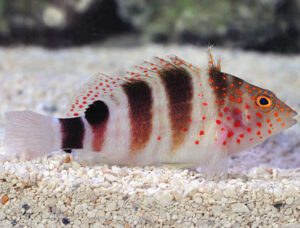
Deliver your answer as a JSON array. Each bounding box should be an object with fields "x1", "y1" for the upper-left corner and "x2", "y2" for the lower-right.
[{"x1": 3, "y1": 111, "x2": 59, "y2": 160}]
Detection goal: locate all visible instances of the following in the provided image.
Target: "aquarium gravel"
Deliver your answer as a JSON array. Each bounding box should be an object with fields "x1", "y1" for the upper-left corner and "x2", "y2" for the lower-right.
[{"x1": 0, "y1": 45, "x2": 299, "y2": 227}]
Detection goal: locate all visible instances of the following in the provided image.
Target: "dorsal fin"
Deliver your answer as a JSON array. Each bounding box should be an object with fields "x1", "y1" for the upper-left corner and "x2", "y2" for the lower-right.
[
  {"x1": 66, "y1": 74, "x2": 125, "y2": 117},
  {"x1": 208, "y1": 47, "x2": 221, "y2": 72},
  {"x1": 65, "y1": 54, "x2": 201, "y2": 117}
]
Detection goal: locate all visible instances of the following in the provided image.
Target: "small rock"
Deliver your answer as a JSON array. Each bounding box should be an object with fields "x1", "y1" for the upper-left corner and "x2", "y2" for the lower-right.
[
  {"x1": 172, "y1": 214, "x2": 178, "y2": 220},
  {"x1": 156, "y1": 192, "x2": 174, "y2": 206},
  {"x1": 211, "y1": 205, "x2": 223, "y2": 215},
  {"x1": 231, "y1": 203, "x2": 250, "y2": 213},
  {"x1": 45, "y1": 198, "x2": 57, "y2": 207},
  {"x1": 62, "y1": 217, "x2": 70, "y2": 225},
  {"x1": 273, "y1": 202, "x2": 284, "y2": 209},
  {"x1": 0, "y1": 212, "x2": 6, "y2": 220},
  {"x1": 223, "y1": 187, "x2": 236, "y2": 197},
  {"x1": 286, "y1": 197, "x2": 294, "y2": 205},
  {"x1": 273, "y1": 187, "x2": 283, "y2": 198},
  {"x1": 63, "y1": 156, "x2": 72, "y2": 164},
  {"x1": 87, "y1": 211, "x2": 96, "y2": 218},
  {"x1": 11, "y1": 219, "x2": 17, "y2": 226},
  {"x1": 104, "y1": 174, "x2": 117, "y2": 182},
  {"x1": 1, "y1": 194, "x2": 9, "y2": 205},
  {"x1": 192, "y1": 194, "x2": 203, "y2": 204},
  {"x1": 22, "y1": 203, "x2": 30, "y2": 211},
  {"x1": 105, "y1": 202, "x2": 117, "y2": 212}
]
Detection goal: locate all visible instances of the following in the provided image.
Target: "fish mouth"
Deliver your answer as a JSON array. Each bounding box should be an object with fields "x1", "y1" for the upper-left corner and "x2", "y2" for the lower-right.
[
  {"x1": 290, "y1": 110, "x2": 298, "y2": 118},
  {"x1": 286, "y1": 110, "x2": 298, "y2": 128}
]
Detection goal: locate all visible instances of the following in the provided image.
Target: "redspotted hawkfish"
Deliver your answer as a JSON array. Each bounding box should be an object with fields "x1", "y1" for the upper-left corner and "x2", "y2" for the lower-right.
[{"x1": 3, "y1": 50, "x2": 298, "y2": 175}]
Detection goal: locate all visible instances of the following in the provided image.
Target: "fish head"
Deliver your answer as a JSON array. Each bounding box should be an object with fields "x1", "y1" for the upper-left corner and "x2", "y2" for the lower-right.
[{"x1": 213, "y1": 72, "x2": 297, "y2": 154}]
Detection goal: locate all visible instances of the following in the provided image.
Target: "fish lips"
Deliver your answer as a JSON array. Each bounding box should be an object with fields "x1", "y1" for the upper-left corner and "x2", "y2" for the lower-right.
[{"x1": 286, "y1": 110, "x2": 298, "y2": 128}]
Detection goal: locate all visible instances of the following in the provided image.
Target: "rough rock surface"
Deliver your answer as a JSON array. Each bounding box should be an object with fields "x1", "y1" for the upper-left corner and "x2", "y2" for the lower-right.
[{"x1": 0, "y1": 45, "x2": 299, "y2": 227}]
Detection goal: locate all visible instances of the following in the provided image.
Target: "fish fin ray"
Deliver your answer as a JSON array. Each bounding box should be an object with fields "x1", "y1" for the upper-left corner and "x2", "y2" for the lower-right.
[
  {"x1": 198, "y1": 149, "x2": 228, "y2": 178},
  {"x1": 208, "y1": 47, "x2": 222, "y2": 72},
  {"x1": 65, "y1": 73, "x2": 125, "y2": 117}
]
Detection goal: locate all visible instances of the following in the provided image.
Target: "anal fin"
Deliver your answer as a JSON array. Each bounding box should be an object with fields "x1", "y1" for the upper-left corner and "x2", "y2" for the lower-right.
[{"x1": 197, "y1": 149, "x2": 228, "y2": 179}]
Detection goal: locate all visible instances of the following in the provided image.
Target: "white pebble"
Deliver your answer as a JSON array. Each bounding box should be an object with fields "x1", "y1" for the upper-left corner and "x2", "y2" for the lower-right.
[
  {"x1": 223, "y1": 187, "x2": 236, "y2": 197},
  {"x1": 156, "y1": 192, "x2": 174, "y2": 206},
  {"x1": 231, "y1": 203, "x2": 250, "y2": 213},
  {"x1": 273, "y1": 187, "x2": 283, "y2": 198},
  {"x1": 0, "y1": 212, "x2": 6, "y2": 220},
  {"x1": 105, "y1": 202, "x2": 117, "y2": 212},
  {"x1": 286, "y1": 197, "x2": 294, "y2": 205},
  {"x1": 87, "y1": 211, "x2": 96, "y2": 218}
]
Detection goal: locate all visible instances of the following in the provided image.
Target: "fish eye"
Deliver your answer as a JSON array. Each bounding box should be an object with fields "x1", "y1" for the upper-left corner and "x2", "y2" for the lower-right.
[{"x1": 256, "y1": 95, "x2": 272, "y2": 108}]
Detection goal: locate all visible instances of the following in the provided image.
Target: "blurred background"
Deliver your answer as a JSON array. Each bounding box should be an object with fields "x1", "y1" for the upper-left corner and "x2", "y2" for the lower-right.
[{"x1": 0, "y1": 0, "x2": 299, "y2": 53}]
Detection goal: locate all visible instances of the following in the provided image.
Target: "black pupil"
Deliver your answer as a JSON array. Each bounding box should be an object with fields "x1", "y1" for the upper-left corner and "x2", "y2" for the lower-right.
[{"x1": 259, "y1": 97, "x2": 269, "y2": 105}]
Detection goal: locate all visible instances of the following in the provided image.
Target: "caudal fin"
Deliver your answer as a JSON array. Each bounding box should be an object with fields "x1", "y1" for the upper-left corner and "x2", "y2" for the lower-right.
[{"x1": 3, "y1": 111, "x2": 59, "y2": 160}]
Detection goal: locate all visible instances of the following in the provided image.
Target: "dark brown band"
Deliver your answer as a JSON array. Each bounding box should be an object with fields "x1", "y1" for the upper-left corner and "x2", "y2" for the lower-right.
[
  {"x1": 159, "y1": 66, "x2": 193, "y2": 150},
  {"x1": 59, "y1": 117, "x2": 85, "y2": 149},
  {"x1": 123, "y1": 80, "x2": 153, "y2": 154}
]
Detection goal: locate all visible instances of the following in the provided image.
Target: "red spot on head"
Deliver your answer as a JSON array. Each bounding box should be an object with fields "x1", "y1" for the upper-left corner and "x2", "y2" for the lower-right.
[
  {"x1": 223, "y1": 141, "x2": 227, "y2": 146},
  {"x1": 202, "y1": 116, "x2": 206, "y2": 120},
  {"x1": 216, "y1": 120, "x2": 222, "y2": 125},
  {"x1": 236, "y1": 139, "x2": 241, "y2": 144},
  {"x1": 233, "y1": 121, "x2": 241, "y2": 128},
  {"x1": 239, "y1": 134, "x2": 244, "y2": 138},
  {"x1": 246, "y1": 115, "x2": 251, "y2": 120},
  {"x1": 257, "y1": 131, "x2": 261, "y2": 136},
  {"x1": 256, "y1": 122, "x2": 262, "y2": 128},
  {"x1": 224, "y1": 107, "x2": 229, "y2": 113},
  {"x1": 199, "y1": 130, "x2": 205, "y2": 136},
  {"x1": 256, "y1": 112, "x2": 263, "y2": 118},
  {"x1": 74, "y1": 113, "x2": 79, "y2": 116},
  {"x1": 227, "y1": 131, "x2": 234, "y2": 138},
  {"x1": 195, "y1": 140, "x2": 199, "y2": 145},
  {"x1": 268, "y1": 130, "x2": 272, "y2": 134},
  {"x1": 233, "y1": 109, "x2": 241, "y2": 115},
  {"x1": 245, "y1": 104, "x2": 250, "y2": 109},
  {"x1": 236, "y1": 97, "x2": 243, "y2": 103},
  {"x1": 247, "y1": 128, "x2": 252, "y2": 133},
  {"x1": 157, "y1": 136, "x2": 161, "y2": 141},
  {"x1": 202, "y1": 102, "x2": 208, "y2": 106},
  {"x1": 226, "y1": 116, "x2": 232, "y2": 121},
  {"x1": 274, "y1": 112, "x2": 279, "y2": 117}
]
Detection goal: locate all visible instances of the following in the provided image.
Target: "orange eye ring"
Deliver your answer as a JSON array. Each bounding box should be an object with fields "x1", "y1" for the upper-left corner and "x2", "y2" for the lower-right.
[{"x1": 256, "y1": 95, "x2": 272, "y2": 108}]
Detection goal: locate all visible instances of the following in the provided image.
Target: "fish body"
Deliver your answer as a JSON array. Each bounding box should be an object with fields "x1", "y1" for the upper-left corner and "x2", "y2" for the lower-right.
[{"x1": 3, "y1": 50, "x2": 297, "y2": 174}]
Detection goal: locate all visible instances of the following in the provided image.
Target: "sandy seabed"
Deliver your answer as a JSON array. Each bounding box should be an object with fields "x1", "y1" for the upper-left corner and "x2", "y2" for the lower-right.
[{"x1": 0, "y1": 45, "x2": 299, "y2": 227}]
